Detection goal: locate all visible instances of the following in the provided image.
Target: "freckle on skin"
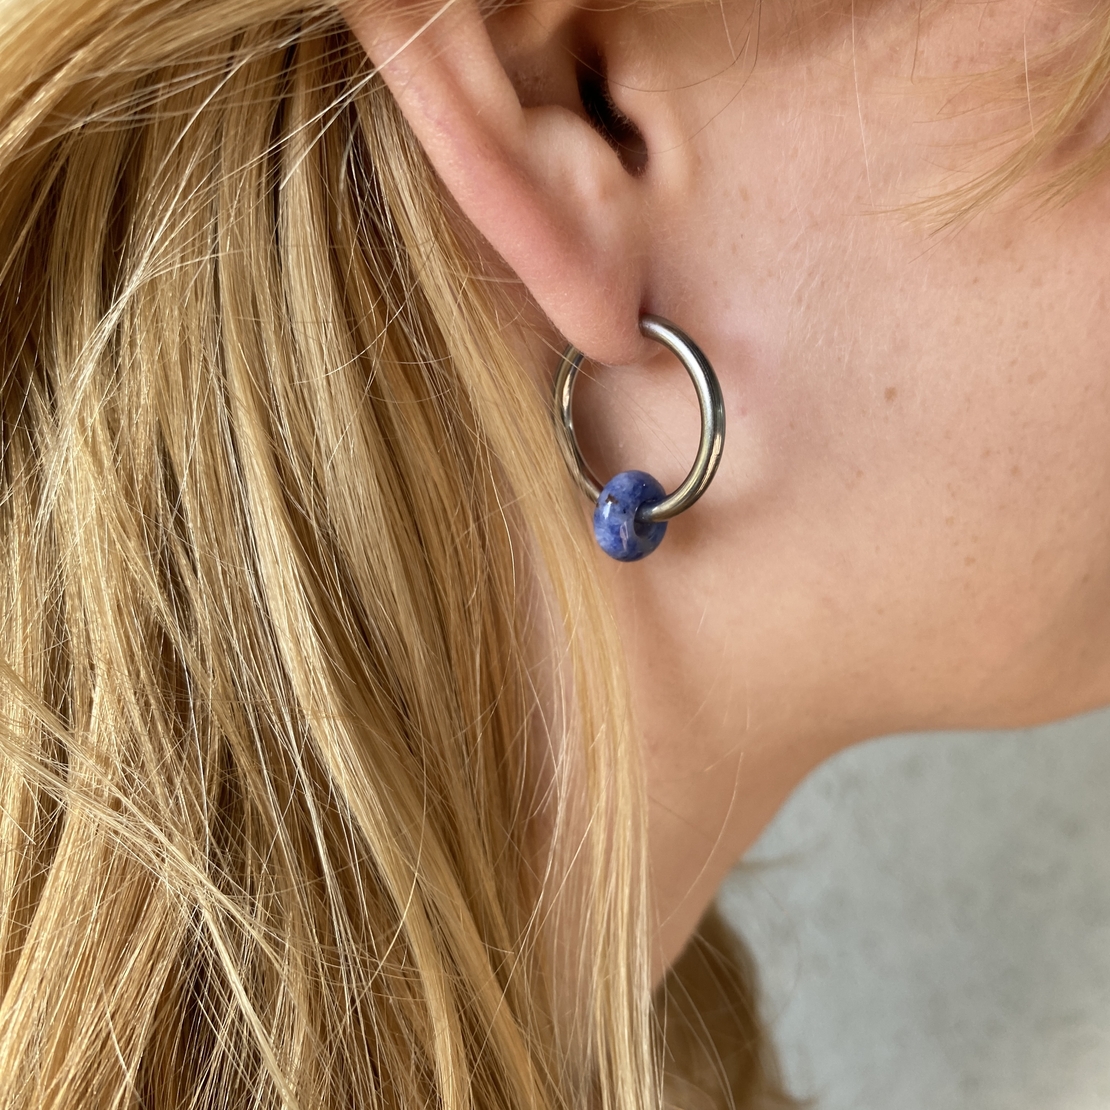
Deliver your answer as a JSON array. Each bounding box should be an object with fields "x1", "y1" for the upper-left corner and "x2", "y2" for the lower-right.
[
  {"x1": 1011, "y1": 465, "x2": 1021, "y2": 477},
  {"x1": 885, "y1": 386, "x2": 897, "y2": 402}
]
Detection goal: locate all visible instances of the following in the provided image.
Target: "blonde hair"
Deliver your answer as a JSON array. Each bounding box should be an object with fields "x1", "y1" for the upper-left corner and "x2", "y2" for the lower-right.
[
  {"x1": 0, "y1": 0, "x2": 800, "y2": 1106},
  {"x1": 917, "y1": 0, "x2": 1110, "y2": 221},
  {"x1": 0, "y1": 3, "x2": 652, "y2": 1105},
  {"x1": 2, "y1": 0, "x2": 1105, "y2": 1105}
]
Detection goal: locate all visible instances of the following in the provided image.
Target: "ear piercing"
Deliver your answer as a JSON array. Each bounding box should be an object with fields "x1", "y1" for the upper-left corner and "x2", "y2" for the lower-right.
[{"x1": 553, "y1": 315, "x2": 725, "y2": 562}]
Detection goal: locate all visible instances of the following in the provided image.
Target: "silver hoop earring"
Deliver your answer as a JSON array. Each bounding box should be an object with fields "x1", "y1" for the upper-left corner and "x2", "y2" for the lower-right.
[{"x1": 553, "y1": 314, "x2": 725, "y2": 562}]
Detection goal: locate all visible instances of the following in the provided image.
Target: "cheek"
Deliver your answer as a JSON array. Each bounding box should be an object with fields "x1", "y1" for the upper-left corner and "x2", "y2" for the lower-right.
[{"x1": 644, "y1": 55, "x2": 1110, "y2": 726}]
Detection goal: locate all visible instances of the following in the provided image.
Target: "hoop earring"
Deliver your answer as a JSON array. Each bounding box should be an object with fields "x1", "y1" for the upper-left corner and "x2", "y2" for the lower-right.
[{"x1": 553, "y1": 315, "x2": 726, "y2": 562}]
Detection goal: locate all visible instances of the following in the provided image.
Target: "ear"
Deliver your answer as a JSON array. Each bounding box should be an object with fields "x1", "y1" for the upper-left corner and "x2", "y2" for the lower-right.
[{"x1": 345, "y1": 0, "x2": 651, "y2": 365}]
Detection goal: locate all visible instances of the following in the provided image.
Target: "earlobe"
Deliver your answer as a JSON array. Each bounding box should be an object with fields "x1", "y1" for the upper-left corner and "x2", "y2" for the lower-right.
[{"x1": 344, "y1": 0, "x2": 651, "y2": 365}]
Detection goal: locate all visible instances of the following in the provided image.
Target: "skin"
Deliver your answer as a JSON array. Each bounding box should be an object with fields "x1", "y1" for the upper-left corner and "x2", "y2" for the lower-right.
[{"x1": 348, "y1": 0, "x2": 1110, "y2": 977}]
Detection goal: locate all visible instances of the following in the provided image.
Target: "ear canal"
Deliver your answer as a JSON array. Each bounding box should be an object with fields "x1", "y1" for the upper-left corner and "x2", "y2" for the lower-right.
[{"x1": 575, "y1": 49, "x2": 648, "y2": 176}]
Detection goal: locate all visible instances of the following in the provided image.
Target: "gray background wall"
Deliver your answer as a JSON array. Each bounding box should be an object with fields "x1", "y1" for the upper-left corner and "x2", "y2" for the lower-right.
[{"x1": 720, "y1": 708, "x2": 1110, "y2": 1110}]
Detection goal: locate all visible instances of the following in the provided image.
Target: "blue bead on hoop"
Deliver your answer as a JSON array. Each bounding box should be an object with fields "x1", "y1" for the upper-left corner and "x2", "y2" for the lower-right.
[
  {"x1": 553, "y1": 315, "x2": 726, "y2": 563},
  {"x1": 593, "y1": 470, "x2": 668, "y2": 561}
]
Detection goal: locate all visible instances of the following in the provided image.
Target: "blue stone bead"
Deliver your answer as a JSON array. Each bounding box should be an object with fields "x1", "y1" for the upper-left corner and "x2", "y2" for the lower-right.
[{"x1": 593, "y1": 470, "x2": 668, "y2": 562}]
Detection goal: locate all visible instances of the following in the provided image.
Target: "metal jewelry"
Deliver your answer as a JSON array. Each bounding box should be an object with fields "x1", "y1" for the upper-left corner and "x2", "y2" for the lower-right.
[{"x1": 553, "y1": 314, "x2": 725, "y2": 562}]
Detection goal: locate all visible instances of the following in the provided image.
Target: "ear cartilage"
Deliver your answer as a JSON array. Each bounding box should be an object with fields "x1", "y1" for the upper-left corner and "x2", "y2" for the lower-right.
[{"x1": 553, "y1": 315, "x2": 726, "y2": 562}]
